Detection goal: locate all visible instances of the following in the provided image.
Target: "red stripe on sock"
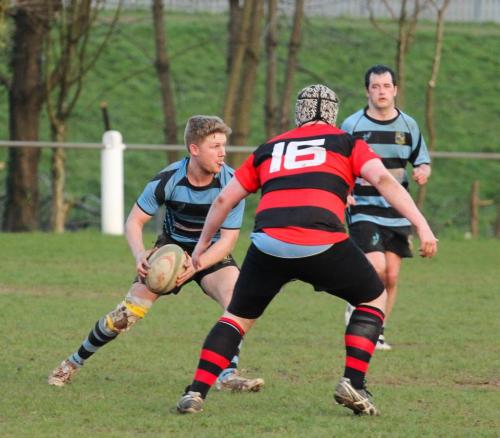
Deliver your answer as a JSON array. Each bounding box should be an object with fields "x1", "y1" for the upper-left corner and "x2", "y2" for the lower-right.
[
  {"x1": 356, "y1": 306, "x2": 385, "y2": 322},
  {"x1": 219, "y1": 317, "x2": 245, "y2": 336},
  {"x1": 194, "y1": 368, "x2": 219, "y2": 386},
  {"x1": 346, "y1": 356, "x2": 369, "y2": 373},
  {"x1": 345, "y1": 334, "x2": 376, "y2": 354},
  {"x1": 200, "y1": 349, "x2": 231, "y2": 369}
]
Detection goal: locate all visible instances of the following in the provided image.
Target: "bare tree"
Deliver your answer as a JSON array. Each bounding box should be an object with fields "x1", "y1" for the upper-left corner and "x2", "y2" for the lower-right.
[
  {"x1": 231, "y1": 0, "x2": 264, "y2": 154},
  {"x1": 226, "y1": 0, "x2": 242, "y2": 73},
  {"x1": 1, "y1": 1, "x2": 58, "y2": 231},
  {"x1": 278, "y1": 0, "x2": 305, "y2": 131},
  {"x1": 395, "y1": 0, "x2": 425, "y2": 108},
  {"x1": 44, "y1": 0, "x2": 122, "y2": 232},
  {"x1": 264, "y1": 0, "x2": 278, "y2": 139},
  {"x1": 1, "y1": 0, "x2": 119, "y2": 231},
  {"x1": 223, "y1": 0, "x2": 253, "y2": 127},
  {"x1": 368, "y1": 0, "x2": 429, "y2": 109},
  {"x1": 416, "y1": 0, "x2": 450, "y2": 208},
  {"x1": 152, "y1": 0, "x2": 177, "y2": 164},
  {"x1": 0, "y1": 0, "x2": 8, "y2": 49}
]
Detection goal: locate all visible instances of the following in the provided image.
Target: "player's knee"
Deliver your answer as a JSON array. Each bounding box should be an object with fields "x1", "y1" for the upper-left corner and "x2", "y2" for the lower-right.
[
  {"x1": 105, "y1": 295, "x2": 153, "y2": 334},
  {"x1": 374, "y1": 267, "x2": 386, "y2": 284},
  {"x1": 219, "y1": 290, "x2": 233, "y2": 309},
  {"x1": 207, "y1": 287, "x2": 233, "y2": 309},
  {"x1": 385, "y1": 272, "x2": 399, "y2": 290}
]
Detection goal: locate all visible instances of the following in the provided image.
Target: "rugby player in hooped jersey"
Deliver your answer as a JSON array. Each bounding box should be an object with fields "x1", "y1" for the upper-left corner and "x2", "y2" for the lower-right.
[
  {"x1": 342, "y1": 64, "x2": 432, "y2": 351},
  {"x1": 176, "y1": 85, "x2": 437, "y2": 416},
  {"x1": 48, "y1": 115, "x2": 263, "y2": 393}
]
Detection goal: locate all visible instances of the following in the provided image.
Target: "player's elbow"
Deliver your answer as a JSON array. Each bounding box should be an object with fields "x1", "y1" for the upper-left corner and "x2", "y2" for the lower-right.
[
  {"x1": 373, "y1": 172, "x2": 398, "y2": 192},
  {"x1": 214, "y1": 193, "x2": 230, "y2": 210},
  {"x1": 214, "y1": 192, "x2": 239, "y2": 214}
]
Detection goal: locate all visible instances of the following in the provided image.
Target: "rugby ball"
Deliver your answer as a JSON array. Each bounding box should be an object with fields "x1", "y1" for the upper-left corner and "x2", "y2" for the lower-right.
[{"x1": 145, "y1": 244, "x2": 187, "y2": 294}]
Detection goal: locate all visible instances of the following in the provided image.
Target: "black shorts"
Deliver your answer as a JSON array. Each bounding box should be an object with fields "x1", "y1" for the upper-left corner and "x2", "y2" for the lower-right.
[
  {"x1": 227, "y1": 238, "x2": 384, "y2": 319},
  {"x1": 349, "y1": 221, "x2": 413, "y2": 258},
  {"x1": 135, "y1": 233, "x2": 238, "y2": 296}
]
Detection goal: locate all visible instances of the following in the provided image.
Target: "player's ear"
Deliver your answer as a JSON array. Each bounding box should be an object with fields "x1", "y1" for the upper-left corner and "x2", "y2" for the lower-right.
[
  {"x1": 188, "y1": 143, "x2": 199, "y2": 156},
  {"x1": 393, "y1": 85, "x2": 398, "y2": 97}
]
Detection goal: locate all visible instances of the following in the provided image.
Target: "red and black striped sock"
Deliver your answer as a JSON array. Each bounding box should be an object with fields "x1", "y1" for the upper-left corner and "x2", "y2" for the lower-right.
[
  {"x1": 344, "y1": 305, "x2": 384, "y2": 389},
  {"x1": 189, "y1": 317, "x2": 244, "y2": 398}
]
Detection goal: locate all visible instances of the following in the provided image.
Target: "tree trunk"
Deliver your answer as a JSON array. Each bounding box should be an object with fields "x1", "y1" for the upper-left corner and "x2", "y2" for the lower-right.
[
  {"x1": 152, "y1": 0, "x2": 178, "y2": 164},
  {"x1": 264, "y1": 0, "x2": 278, "y2": 139},
  {"x1": 417, "y1": 0, "x2": 450, "y2": 210},
  {"x1": 278, "y1": 0, "x2": 305, "y2": 131},
  {"x1": 395, "y1": 0, "x2": 425, "y2": 110},
  {"x1": 232, "y1": 0, "x2": 264, "y2": 162},
  {"x1": 395, "y1": 0, "x2": 409, "y2": 109},
  {"x1": 227, "y1": 0, "x2": 242, "y2": 73},
  {"x1": 223, "y1": 0, "x2": 253, "y2": 127},
  {"x1": 369, "y1": 0, "x2": 426, "y2": 110},
  {"x1": 50, "y1": 123, "x2": 67, "y2": 233},
  {"x1": 3, "y1": 8, "x2": 47, "y2": 231}
]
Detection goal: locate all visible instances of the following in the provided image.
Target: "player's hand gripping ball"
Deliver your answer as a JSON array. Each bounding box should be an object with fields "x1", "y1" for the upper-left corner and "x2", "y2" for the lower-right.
[{"x1": 145, "y1": 244, "x2": 187, "y2": 294}]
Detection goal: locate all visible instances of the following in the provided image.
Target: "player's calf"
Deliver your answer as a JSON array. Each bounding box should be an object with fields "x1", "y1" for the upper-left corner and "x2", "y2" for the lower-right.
[{"x1": 48, "y1": 294, "x2": 152, "y2": 386}]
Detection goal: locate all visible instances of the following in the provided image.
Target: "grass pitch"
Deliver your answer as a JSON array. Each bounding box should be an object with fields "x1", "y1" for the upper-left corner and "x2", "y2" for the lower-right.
[{"x1": 1, "y1": 232, "x2": 499, "y2": 437}]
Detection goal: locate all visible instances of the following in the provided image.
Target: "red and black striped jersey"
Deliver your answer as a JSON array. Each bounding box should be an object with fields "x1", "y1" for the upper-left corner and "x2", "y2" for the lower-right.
[{"x1": 235, "y1": 123, "x2": 380, "y2": 245}]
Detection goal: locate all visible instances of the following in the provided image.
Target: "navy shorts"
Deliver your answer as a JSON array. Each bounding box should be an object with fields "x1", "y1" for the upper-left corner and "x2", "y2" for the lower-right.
[
  {"x1": 227, "y1": 238, "x2": 384, "y2": 319},
  {"x1": 135, "y1": 233, "x2": 238, "y2": 296},
  {"x1": 349, "y1": 221, "x2": 413, "y2": 258}
]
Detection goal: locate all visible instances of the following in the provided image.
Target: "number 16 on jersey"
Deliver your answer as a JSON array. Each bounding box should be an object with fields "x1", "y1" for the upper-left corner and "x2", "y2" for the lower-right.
[{"x1": 269, "y1": 139, "x2": 327, "y2": 173}]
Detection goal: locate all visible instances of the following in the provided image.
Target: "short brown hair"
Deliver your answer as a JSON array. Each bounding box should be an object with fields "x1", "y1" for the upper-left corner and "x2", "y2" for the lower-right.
[
  {"x1": 364, "y1": 64, "x2": 397, "y2": 89},
  {"x1": 184, "y1": 115, "x2": 232, "y2": 151}
]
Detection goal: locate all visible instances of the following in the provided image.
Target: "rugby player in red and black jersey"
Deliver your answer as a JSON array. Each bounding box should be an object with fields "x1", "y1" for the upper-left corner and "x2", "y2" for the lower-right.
[{"x1": 176, "y1": 85, "x2": 437, "y2": 416}]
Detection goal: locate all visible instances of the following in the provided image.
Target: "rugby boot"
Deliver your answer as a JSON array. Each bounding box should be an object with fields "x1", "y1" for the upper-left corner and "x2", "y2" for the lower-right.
[
  {"x1": 334, "y1": 377, "x2": 379, "y2": 416},
  {"x1": 177, "y1": 391, "x2": 204, "y2": 414},
  {"x1": 215, "y1": 370, "x2": 264, "y2": 392},
  {"x1": 48, "y1": 359, "x2": 80, "y2": 386},
  {"x1": 375, "y1": 333, "x2": 392, "y2": 351}
]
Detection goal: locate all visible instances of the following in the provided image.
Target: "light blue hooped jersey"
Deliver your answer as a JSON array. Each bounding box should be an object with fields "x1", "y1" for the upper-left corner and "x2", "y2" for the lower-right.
[
  {"x1": 341, "y1": 108, "x2": 430, "y2": 228},
  {"x1": 136, "y1": 158, "x2": 244, "y2": 246}
]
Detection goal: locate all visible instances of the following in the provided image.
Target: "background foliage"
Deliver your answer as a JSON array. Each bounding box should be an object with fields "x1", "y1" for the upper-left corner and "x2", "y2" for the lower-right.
[{"x1": 0, "y1": 12, "x2": 499, "y2": 234}]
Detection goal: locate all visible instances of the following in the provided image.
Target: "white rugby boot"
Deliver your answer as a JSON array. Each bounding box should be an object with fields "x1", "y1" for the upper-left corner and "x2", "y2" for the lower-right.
[
  {"x1": 334, "y1": 377, "x2": 379, "y2": 416},
  {"x1": 176, "y1": 391, "x2": 204, "y2": 414},
  {"x1": 48, "y1": 359, "x2": 80, "y2": 386},
  {"x1": 344, "y1": 303, "x2": 355, "y2": 326},
  {"x1": 215, "y1": 370, "x2": 264, "y2": 392},
  {"x1": 375, "y1": 333, "x2": 392, "y2": 351}
]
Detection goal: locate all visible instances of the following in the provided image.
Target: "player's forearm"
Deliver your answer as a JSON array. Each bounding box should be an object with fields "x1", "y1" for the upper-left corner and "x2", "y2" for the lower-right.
[
  {"x1": 126, "y1": 224, "x2": 145, "y2": 258},
  {"x1": 198, "y1": 196, "x2": 234, "y2": 247},
  {"x1": 125, "y1": 205, "x2": 154, "y2": 258},
  {"x1": 375, "y1": 174, "x2": 430, "y2": 230},
  {"x1": 125, "y1": 213, "x2": 147, "y2": 259},
  {"x1": 199, "y1": 235, "x2": 237, "y2": 269}
]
